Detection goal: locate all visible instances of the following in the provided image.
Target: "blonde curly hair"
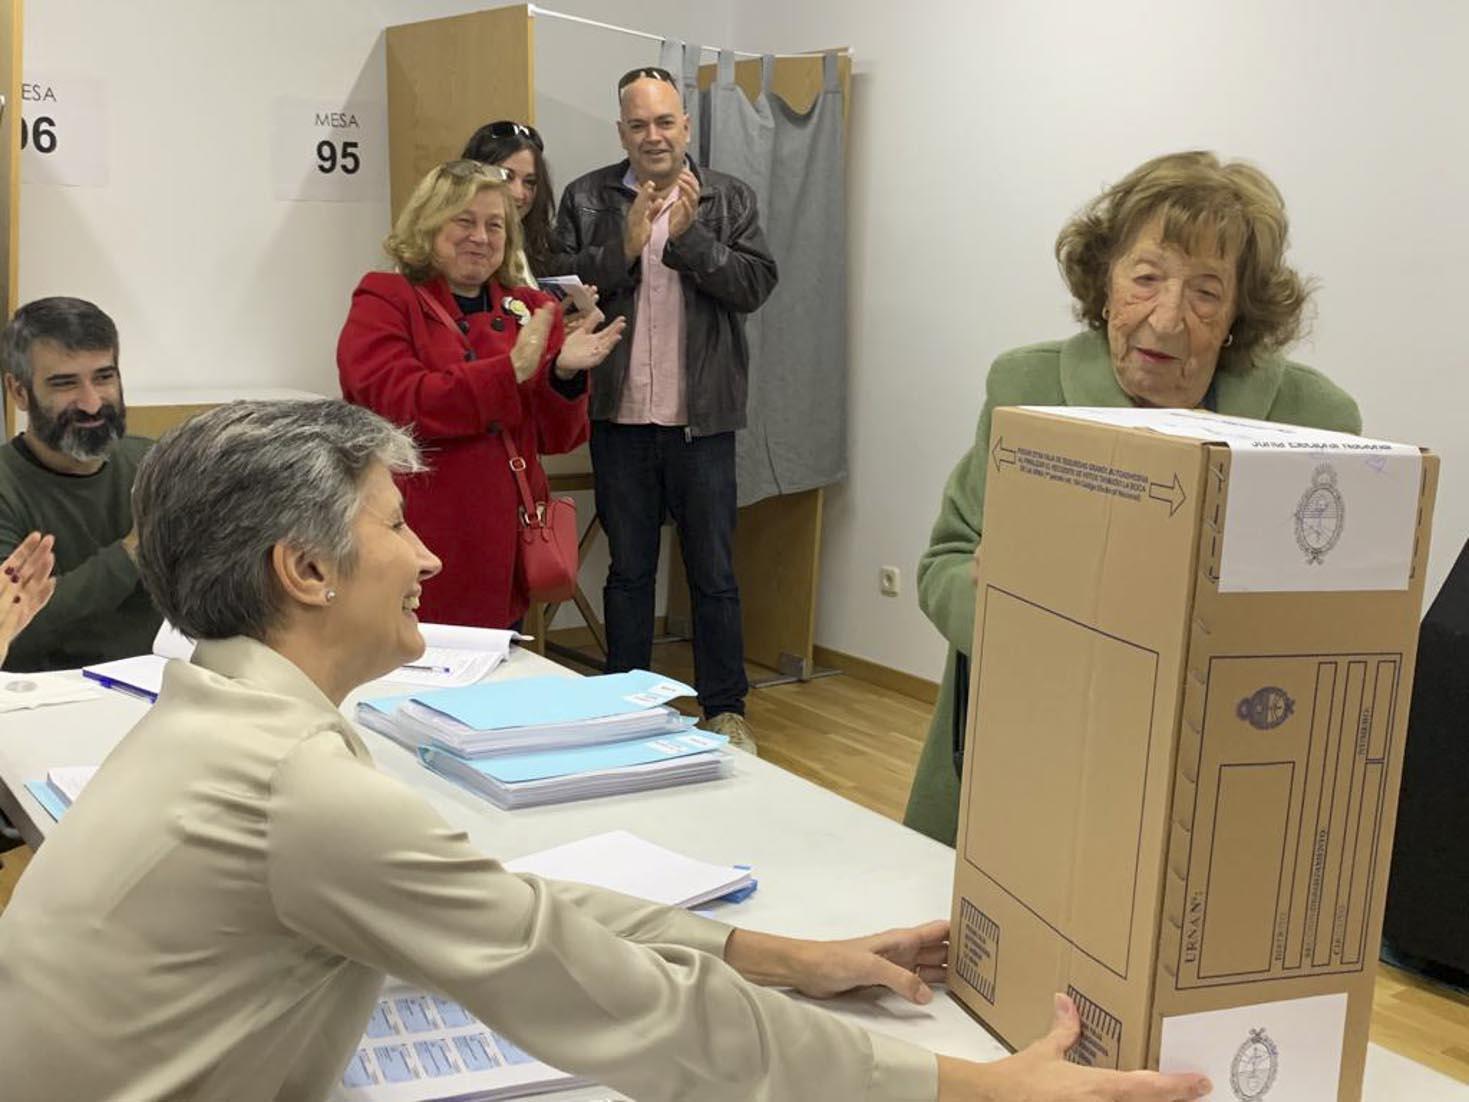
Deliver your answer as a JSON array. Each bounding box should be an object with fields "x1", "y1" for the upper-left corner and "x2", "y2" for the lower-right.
[
  {"x1": 1055, "y1": 151, "x2": 1313, "y2": 366},
  {"x1": 383, "y1": 159, "x2": 529, "y2": 288}
]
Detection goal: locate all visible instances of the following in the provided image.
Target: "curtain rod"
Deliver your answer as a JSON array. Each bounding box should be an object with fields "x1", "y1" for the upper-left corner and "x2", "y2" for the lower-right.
[{"x1": 526, "y1": 5, "x2": 849, "y2": 60}]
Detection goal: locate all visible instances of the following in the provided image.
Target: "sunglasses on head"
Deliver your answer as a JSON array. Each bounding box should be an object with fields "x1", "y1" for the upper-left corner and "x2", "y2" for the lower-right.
[
  {"x1": 482, "y1": 120, "x2": 543, "y2": 152},
  {"x1": 617, "y1": 66, "x2": 678, "y2": 94},
  {"x1": 440, "y1": 158, "x2": 510, "y2": 182}
]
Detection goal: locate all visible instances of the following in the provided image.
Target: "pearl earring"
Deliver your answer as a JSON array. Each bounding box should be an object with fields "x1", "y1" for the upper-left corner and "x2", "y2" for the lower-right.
[{"x1": 325, "y1": 589, "x2": 337, "y2": 602}]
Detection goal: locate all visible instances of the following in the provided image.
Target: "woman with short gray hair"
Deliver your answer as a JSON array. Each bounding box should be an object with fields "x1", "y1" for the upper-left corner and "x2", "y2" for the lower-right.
[{"x1": 0, "y1": 400, "x2": 1206, "y2": 1102}]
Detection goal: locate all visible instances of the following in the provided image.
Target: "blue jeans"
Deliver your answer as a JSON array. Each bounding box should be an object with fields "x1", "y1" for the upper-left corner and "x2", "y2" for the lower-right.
[{"x1": 591, "y1": 422, "x2": 747, "y2": 717}]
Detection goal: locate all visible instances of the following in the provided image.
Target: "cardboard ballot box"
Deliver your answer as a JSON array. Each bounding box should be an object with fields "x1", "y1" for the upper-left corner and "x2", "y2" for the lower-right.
[{"x1": 947, "y1": 406, "x2": 1436, "y2": 1102}]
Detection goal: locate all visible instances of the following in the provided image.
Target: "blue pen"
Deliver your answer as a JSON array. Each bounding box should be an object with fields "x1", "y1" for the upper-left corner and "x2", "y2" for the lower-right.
[{"x1": 81, "y1": 672, "x2": 158, "y2": 703}]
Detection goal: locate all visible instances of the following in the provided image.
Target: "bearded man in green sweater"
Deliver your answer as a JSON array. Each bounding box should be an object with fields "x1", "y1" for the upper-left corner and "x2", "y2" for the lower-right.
[{"x1": 0, "y1": 297, "x2": 159, "y2": 672}]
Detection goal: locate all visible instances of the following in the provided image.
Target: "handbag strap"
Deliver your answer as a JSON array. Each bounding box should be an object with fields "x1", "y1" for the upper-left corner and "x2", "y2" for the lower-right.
[
  {"x1": 414, "y1": 284, "x2": 543, "y2": 524},
  {"x1": 415, "y1": 284, "x2": 474, "y2": 353}
]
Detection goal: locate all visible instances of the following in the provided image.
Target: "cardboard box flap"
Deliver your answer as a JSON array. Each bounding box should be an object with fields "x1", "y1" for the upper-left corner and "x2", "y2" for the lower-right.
[{"x1": 1016, "y1": 407, "x2": 1422, "y2": 593}]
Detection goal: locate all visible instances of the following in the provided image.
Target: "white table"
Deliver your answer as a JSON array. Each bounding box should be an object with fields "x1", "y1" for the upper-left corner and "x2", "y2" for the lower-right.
[{"x1": 0, "y1": 650, "x2": 1463, "y2": 1101}]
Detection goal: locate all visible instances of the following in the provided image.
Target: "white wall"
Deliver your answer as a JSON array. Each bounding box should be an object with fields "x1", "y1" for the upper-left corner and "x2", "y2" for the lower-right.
[
  {"x1": 20, "y1": 0, "x2": 735, "y2": 401},
  {"x1": 729, "y1": 0, "x2": 1469, "y2": 681}
]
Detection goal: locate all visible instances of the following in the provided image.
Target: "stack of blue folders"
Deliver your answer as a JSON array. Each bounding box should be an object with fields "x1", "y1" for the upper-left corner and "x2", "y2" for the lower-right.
[{"x1": 355, "y1": 671, "x2": 732, "y2": 809}]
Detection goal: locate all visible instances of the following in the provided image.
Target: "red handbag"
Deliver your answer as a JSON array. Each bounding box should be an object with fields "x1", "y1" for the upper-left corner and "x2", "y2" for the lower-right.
[
  {"x1": 414, "y1": 284, "x2": 579, "y2": 603},
  {"x1": 498, "y1": 429, "x2": 578, "y2": 603}
]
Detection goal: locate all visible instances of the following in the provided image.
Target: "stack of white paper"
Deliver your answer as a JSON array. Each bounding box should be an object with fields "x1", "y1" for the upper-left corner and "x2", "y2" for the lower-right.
[
  {"x1": 24, "y1": 764, "x2": 100, "y2": 822},
  {"x1": 376, "y1": 625, "x2": 528, "y2": 688},
  {"x1": 336, "y1": 980, "x2": 591, "y2": 1101},
  {"x1": 84, "y1": 622, "x2": 525, "y2": 702},
  {"x1": 505, "y1": 830, "x2": 754, "y2": 908},
  {"x1": 45, "y1": 765, "x2": 97, "y2": 808}
]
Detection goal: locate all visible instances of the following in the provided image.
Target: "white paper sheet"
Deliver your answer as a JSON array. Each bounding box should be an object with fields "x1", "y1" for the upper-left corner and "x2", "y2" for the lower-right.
[
  {"x1": 504, "y1": 830, "x2": 753, "y2": 908},
  {"x1": 1020, "y1": 407, "x2": 1422, "y2": 592},
  {"x1": 0, "y1": 672, "x2": 99, "y2": 712},
  {"x1": 1159, "y1": 992, "x2": 1348, "y2": 1102},
  {"x1": 45, "y1": 765, "x2": 98, "y2": 806}
]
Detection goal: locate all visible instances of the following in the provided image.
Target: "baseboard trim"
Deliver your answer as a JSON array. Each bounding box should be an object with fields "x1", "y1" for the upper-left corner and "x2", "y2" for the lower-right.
[
  {"x1": 545, "y1": 617, "x2": 669, "y2": 651},
  {"x1": 812, "y1": 645, "x2": 938, "y2": 704}
]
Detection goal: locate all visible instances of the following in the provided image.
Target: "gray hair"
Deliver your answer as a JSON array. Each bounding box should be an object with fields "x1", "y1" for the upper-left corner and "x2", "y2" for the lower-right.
[
  {"x1": 0, "y1": 297, "x2": 119, "y2": 387},
  {"x1": 132, "y1": 400, "x2": 424, "y2": 641}
]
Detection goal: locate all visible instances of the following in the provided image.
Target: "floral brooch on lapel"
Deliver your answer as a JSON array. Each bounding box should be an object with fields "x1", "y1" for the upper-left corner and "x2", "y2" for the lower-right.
[{"x1": 502, "y1": 297, "x2": 532, "y2": 327}]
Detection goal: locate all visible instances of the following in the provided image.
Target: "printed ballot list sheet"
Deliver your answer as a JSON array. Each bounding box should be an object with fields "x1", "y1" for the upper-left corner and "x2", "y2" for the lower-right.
[{"x1": 337, "y1": 981, "x2": 587, "y2": 1100}]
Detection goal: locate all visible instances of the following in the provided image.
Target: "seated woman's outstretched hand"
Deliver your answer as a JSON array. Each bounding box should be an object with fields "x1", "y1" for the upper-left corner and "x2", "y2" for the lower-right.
[
  {"x1": 723, "y1": 920, "x2": 949, "y2": 1007},
  {"x1": 939, "y1": 995, "x2": 1212, "y2": 1102}
]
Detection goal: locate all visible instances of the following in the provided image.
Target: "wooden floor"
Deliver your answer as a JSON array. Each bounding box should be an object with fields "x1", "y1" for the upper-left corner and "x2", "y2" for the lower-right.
[{"x1": 4, "y1": 640, "x2": 1466, "y2": 1084}]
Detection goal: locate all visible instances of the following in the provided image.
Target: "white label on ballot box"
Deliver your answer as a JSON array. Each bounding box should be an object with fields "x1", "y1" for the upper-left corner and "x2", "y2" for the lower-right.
[
  {"x1": 270, "y1": 97, "x2": 386, "y2": 202},
  {"x1": 21, "y1": 75, "x2": 108, "y2": 187},
  {"x1": 1160, "y1": 992, "x2": 1347, "y2": 1102},
  {"x1": 1021, "y1": 407, "x2": 1422, "y2": 592}
]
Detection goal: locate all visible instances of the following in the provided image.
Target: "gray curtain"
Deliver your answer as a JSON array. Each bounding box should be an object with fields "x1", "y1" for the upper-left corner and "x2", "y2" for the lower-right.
[
  {"x1": 659, "y1": 39, "x2": 701, "y2": 167},
  {"x1": 706, "y1": 51, "x2": 848, "y2": 507}
]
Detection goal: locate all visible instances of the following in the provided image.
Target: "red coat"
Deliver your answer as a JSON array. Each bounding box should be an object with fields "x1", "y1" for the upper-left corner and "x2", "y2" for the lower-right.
[{"x1": 337, "y1": 272, "x2": 588, "y2": 628}]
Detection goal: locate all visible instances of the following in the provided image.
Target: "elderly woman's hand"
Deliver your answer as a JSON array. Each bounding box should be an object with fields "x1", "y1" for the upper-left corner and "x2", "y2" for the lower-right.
[
  {"x1": 0, "y1": 532, "x2": 57, "y2": 659},
  {"x1": 554, "y1": 309, "x2": 627, "y2": 376},
  {"x1": 509, "y1": 306, "x2": 558, "y2": 383}
]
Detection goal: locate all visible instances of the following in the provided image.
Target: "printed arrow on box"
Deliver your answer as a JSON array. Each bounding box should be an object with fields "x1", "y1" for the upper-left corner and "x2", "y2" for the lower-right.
[
  {"x1": 1149, "y1": 472, "x2": 1187, "y2": 517},
  {"x1": 991, "y1": 437, "x2": 1016, "y2": 473}
]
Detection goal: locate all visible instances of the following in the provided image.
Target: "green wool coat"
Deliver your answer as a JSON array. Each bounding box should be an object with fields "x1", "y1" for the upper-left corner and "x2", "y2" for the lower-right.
[{"x1": 903, "y1": 330, "x2": 1363, "y2": 845}]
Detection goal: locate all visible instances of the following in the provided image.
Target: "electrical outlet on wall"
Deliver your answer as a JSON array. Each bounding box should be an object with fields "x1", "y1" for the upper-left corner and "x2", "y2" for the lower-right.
[{"x1": 879, "y1": 565, "x2": 901, "y2": 597}]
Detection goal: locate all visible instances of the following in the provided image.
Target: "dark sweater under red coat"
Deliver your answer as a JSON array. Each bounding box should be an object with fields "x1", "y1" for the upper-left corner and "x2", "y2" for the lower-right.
[{"x1": 337, "y1": 272, "x2": 587, "y2": 628}]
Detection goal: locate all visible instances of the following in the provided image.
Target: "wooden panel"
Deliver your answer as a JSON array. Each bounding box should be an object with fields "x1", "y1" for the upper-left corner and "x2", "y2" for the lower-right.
[
  {"x1": 0, "y1": 0, "x2": 22, "y2": 438},
  {"x1": 386, "y1": 5, "x2": 534, "y2": 220},
  {"x1": 668, "y1": 487, "x2": 825, "y2": 673},
  {"x1": 812, "y1": 644, "x2": 939, "y2": 705},
  {"x1": 125, "y1": 403, "x2": 219, "y2": 441},
  {"x1": 696, "y1": 49, "x2": 852, "y2": 117}
]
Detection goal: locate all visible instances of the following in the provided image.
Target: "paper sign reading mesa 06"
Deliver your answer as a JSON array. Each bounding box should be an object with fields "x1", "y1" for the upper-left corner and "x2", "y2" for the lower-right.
[
  {"x1": 21, "y1": 76, "x2": 108, "y2": 187},
  {"x1": 270, "y1": 98, "x2": 386, "y2": 202}
]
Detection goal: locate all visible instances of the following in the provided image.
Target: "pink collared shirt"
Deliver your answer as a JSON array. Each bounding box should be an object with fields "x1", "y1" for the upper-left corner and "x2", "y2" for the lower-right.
[{"x1": 614, "y1": 180, "x2": 687, "y2": 426}]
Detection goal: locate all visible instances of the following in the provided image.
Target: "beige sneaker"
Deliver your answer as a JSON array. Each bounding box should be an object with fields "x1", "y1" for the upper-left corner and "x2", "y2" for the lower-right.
[{"x1": 702, "y1": 712, "x2": 758, "y2": 756}]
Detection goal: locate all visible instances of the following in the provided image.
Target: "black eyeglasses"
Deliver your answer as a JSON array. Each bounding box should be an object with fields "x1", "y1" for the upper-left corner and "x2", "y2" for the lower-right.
[
  {"x1": 617, "y1": 66, "x2": 678, "y2": 94},
  {"x1": 481, "y1": 120, "x2": 543, "y2": 152}
]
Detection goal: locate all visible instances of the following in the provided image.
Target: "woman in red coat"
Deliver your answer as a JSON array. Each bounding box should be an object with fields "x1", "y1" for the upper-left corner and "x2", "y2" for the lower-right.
[{"x1": 337, "y1": 160, "x2": 624, "y2": 628}]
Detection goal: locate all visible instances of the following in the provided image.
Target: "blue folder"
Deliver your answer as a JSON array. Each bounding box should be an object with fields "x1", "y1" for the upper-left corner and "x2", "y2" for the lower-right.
[{"x1": 393, "y1": 670, "x2": 694, "y2": 731}]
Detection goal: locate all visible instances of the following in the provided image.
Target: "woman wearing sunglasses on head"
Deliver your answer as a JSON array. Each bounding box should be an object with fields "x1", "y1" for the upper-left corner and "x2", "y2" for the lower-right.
[{"x1": 462, "y1": 120, "x2": 559, "y2": 285}]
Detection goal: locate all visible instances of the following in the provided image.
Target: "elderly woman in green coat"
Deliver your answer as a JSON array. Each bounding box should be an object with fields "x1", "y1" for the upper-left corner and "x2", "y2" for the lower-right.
[{"x1": 904, "y1": 151, "x2": 1363, "y2": 845}]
